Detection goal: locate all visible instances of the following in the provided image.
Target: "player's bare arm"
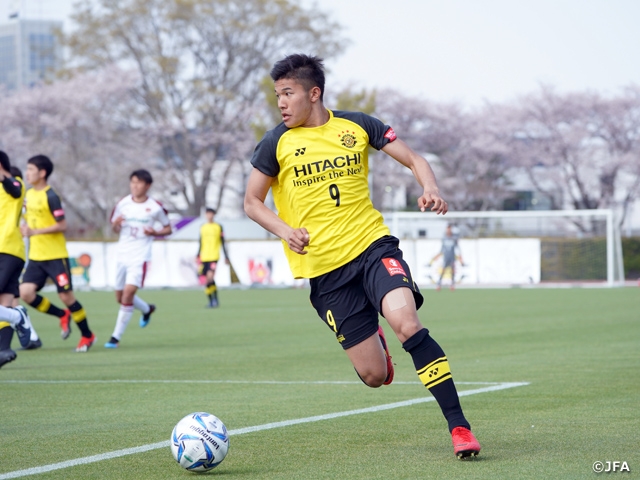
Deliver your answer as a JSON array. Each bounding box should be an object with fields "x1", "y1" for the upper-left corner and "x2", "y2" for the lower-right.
[
  {"x1": 382, "y1": 139, "x2": 448, "y2": 215},
  {"x1": 244, "y1": 168, "x2": 310, "y2": 255},
  {"x1": 20, "y1": 219, "x2": 67, "y2": 237},
  {"x1": 112, "y1": 215, "x2": 125, "y2": 234}
]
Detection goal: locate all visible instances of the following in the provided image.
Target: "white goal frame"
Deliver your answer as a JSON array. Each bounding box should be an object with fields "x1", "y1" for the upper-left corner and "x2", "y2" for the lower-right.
[{"x1": 386, "y1": 209, "x2": 624, "y2": 287}]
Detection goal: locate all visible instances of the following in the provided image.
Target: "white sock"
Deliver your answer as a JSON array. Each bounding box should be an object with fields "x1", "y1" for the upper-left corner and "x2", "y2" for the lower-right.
[
  {"x1": 133, "y1": 295, "x2": 150, "y2": 314},
  {"x1": 0, "y1": 305, "x2": 21, "y2": 326},
  {"x1": 112, "y1": 304, "x2": 134, "y2": 341}
]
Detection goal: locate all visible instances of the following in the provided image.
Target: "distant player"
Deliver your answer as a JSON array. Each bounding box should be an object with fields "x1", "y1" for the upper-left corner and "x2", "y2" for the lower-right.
[
  {"x1": 10, "y1": 165, "x2": 42, "y2": 350},
  {"x1": 105, "y1": 169, "x2": 172, "y2": 348},
  {"x1": 19, "y1": 155, "x2": 96, "y2": 353},
  {"x1": 0, "y1": 152, "x2": 32, "y2": 368},
  {"x1": 197, "y1": 208, "x2": 229, "y2": 308},
  {"x1": 245, "y1": 54, "x2": 480, "y2": 459},
  {"x1": 429, "y1": 224, "x2": 464, "y2": 291}
]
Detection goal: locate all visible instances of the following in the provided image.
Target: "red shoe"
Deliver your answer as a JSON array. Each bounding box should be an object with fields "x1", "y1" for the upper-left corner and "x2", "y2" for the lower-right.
[
  {"x1": 75, "y1": 333, "x2": 96, "y2": 353},
  {"x1": 451, "y1": 426, "x2": 481, "y2": 459},
  {"x1": 377, "y1": 326, "x2": 394, "y2": 385},
  {"x1": 60, "y1": 310, "x2": 72, "y2": 340}
]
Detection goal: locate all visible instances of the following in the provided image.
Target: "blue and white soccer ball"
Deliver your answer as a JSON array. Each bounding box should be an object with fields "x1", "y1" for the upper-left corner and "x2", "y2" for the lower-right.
[{"x1": 170, "y1": 412, "x2": 229, "y2": 472}]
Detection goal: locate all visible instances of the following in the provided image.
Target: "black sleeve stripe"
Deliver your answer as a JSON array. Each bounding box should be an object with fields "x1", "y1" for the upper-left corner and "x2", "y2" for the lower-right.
[
  {"x1": 250, "y1": 123, "x2": 288, "y2": 177},
  {"x1": 46, "y1": 187, "x2": 65, "y2": 221},
  {"x1": 1, "y1": 177, "x2": 22, "y2": 199}
]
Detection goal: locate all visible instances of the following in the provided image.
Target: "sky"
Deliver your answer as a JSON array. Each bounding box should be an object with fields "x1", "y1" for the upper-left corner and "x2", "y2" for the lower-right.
[{"x1": 2, "y1": 0, "x2": 639, "y2": 106}]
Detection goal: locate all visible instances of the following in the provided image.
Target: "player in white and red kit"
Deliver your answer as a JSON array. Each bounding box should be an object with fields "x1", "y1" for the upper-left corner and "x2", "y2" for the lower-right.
[{"x1": 104, "y1": 169, "x2": 172, "y2": 348}]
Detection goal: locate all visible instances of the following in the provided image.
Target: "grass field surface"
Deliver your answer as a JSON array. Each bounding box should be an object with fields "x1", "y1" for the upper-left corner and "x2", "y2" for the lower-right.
[{"x1": 0, "y1": 287, "x2": 637, "y2": 479}]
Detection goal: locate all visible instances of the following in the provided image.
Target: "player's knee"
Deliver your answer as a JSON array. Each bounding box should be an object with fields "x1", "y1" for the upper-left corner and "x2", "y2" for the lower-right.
[
  {"x1": 357, "y1": 369, "x2": 387, "y2": 388},
  {"x1": 19, "y1": 284, "x2": 35, "y2": 303},
  {"x1": 394, "y1": 320, "x2": 422, "y2": 344}
]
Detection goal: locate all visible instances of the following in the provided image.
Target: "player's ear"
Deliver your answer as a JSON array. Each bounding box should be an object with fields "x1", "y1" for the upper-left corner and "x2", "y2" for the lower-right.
[{"x1": 309, "y1": 86, "x2": 322, "y2": 103}]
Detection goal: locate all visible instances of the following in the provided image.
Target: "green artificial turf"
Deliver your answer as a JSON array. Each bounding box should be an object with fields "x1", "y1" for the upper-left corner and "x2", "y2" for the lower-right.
[{"x1": 0, "y1": 287, "x2": 637, "y2": 479}]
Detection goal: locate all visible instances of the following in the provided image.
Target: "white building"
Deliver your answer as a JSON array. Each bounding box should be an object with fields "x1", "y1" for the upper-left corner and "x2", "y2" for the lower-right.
[{"x1": 0, "y1": 19, "x2": 62, "y2": 90}]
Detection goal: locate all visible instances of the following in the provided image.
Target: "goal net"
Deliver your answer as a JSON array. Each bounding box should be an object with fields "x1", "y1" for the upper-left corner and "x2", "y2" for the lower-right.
[{"x1": 385, "y1": 209, "x2": 624, "y2": 287}]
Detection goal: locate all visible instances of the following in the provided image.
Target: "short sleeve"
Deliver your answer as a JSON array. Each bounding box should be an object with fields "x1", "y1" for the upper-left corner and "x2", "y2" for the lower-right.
[
  {"x1": 154, "y1": 202, "x2": 171, "y2": 226},
  {"x1": 46, "y1": 188, "x2": 65, "y2": 222},
  {"x1": 332, "y1": 111, "x2": 397, "y2": 150},
  {"x1": 250, "y1": 124, "x2": 287, "y2": 177}
]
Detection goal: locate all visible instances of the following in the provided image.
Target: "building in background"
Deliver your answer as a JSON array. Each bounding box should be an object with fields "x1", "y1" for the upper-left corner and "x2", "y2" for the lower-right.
[{"x1": 0, "y1": 19, "x2": 62, "y2": 90}]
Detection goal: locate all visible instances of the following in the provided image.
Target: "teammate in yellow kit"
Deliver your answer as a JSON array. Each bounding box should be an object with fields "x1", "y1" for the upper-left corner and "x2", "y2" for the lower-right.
[
  {"x1": 0, "y1": 152, "x2": 33, "y2": 368},
  {"x1": 197, "y1": 208, "x2": 229, "y2": 308},
  {"x1": 244, "y1": 54, "x2": 480, "y2": 459},
  {"x1": 19, "y1": 155, "x2": 96, "y2": 352}
]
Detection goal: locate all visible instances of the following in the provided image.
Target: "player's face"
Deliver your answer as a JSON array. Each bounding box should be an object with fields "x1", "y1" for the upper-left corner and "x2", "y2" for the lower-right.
[
  {"x1": 25, "y1": 164, "x2": 45, "y2": 186},
  {"x1": 129, "y1": 176, "x2": 151, "y2": 199},
  {"x1": 205, "y1": 211, "x2": 214, "y2": 222},
  {"x1": 274, "y1": 79, "x2": 315, "y2": 128}
]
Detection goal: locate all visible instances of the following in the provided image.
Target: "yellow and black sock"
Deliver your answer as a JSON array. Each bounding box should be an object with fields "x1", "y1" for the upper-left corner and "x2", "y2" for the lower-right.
[
  {"x1": 205, "y1": 282, "x2": 217, "y2": 302},
  {"x1": 68, "y1": 301, "x2": 92, "y2": 338},
  {"x1": 0, "y1": 324, "x2": 14, "y2": 350},
  {"x1": 29, "y1": 295, "x2": 66, "y2": 318},
  {"x1": 402, "y1": 328, "x2": 470, "y2": 432}
]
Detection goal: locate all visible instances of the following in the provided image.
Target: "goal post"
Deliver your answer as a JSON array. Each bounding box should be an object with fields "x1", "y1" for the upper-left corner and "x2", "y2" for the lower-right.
[{"x1": 386, "y1": 209, "x2": 624, "y2": 287}]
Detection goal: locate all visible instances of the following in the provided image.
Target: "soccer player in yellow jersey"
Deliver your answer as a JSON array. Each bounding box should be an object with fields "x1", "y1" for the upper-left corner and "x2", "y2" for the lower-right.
[
  {"x1": 197, "y1": 208, "x2": 229, "y2": 308},
  {"x1": 245, "y1": 54, "x2": 481, "y2": 459},
  {"x1": 19, "y1": 155, "x2": 96, "y2": 352},
  {"x1": 0, "y1": 152, "x2": 33, "y2": 368}
]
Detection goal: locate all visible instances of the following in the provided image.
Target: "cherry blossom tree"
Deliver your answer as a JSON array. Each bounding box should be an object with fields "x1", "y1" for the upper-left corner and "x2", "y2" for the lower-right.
[
  {"x1": 0, "y1": 66, "x2": 145, "y2": 236},
  {"x1": 64, "y1": 0, "x2": 344, "y2": 216},
  {"x1": 503, "y1": 85, "x2": 640, "y2": 226}
]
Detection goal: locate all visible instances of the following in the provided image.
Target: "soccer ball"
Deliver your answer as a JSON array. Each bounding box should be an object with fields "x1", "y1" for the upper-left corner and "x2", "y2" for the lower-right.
[{"x1": 170, "y1": 412, "x2": 229, "y2": 472}]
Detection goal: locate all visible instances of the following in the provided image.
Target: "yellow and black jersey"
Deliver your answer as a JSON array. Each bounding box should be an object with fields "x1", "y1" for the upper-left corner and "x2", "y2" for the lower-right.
[
  {"x1": 24, "y1": 186, "x2": 68, "y2": 261},
  {"x1": 0, "y1": 176, "x2": 26, "y2": 260},
  {"x1": 250, "y1": 109, "x2": 397, "y2": 279},
  {"x1": 198, "y1": 222, "x2": 225, "y2": 262}
]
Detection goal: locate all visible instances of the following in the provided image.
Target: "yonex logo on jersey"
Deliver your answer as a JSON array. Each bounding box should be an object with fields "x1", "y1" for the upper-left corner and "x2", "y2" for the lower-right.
[
  {"x1": 339, "y1": 131, "x2": 357, "y2": 148},
  {"x1": 295, "y1": 148, "x2": 306, "y2": 156},
  {"x1": 382, "y1": 258, "x2": 407, "y2": 276}
]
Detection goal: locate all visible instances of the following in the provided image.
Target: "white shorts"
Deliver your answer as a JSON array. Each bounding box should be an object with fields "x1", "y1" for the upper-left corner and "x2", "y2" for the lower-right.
[{"x1": 115, "y1": 262, "x2": 148, "y2": 290}]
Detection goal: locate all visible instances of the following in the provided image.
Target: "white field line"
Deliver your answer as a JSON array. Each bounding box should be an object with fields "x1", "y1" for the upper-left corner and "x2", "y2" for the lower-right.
[
  {"x1": 0, "y1": 379, "x2": 501, "y2": 385},
  {"x1": 0, "y1": 381, "x2": 529, "y2": 479}
]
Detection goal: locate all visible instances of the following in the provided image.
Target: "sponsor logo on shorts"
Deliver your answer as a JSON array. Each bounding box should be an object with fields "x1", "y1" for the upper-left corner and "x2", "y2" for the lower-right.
[
  {"x1": 56, "y1": 272, "x2": 70, "y2": 288},
  {"x1": 382, "y1": 258, "x2": 406, "y2": 276}
]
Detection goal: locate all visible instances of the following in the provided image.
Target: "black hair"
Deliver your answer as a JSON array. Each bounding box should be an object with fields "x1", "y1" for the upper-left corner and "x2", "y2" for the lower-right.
[
  {"x1": 270, "y1": 54, "x2": 325, "y2": 100},
  {"x1": 130, "y1": 169, "x2": 153, "y2": 185},
  {"x1": 205, "y1": 207, "x2": 216, "y2": 214},
  {"x1": 10, "y1": 166, "x2": 22, "y2": 179},
  {"x1": 0, "y1": 150, "x2": 10, "y2": 171},
  {"x1": 27, "y1": 155, "x2": 54, "y2": 179}
]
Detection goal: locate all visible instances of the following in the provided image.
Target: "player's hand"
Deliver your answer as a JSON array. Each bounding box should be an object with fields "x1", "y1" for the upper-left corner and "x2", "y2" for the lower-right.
[
  {"x1": 418, "y1": 191, "x2": 448, "y2": 215},
  {"x1": 287, "y1": 227, "x2": 310, "y2": 255},
  {"x1": 143, "y1": 226, "x2": 156, "y2": 236},
  {"x1": 20, "y1": 224, "x2": 33, "y2": 237},
  {"x1": 225, "y1": 258, "x2": 230, "y2": 265},
  {"x1": 112, "y1": 215, "x2": 125, "y2": 226}
]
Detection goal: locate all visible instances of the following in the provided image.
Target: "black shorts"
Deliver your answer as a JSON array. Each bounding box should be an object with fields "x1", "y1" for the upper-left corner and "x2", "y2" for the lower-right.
[
  {"x1": 0, "y1": 253, "x2": 25, "y2": 297},
  {"x1": 22, "y1": 258, "x2": 73, "y2": 293},
  {"x1": 200, "y1": 261, "x2": 218, "y2": 276},
  {"x1": 309, "y1": 236, "x2": 424, "y2": 350}
]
